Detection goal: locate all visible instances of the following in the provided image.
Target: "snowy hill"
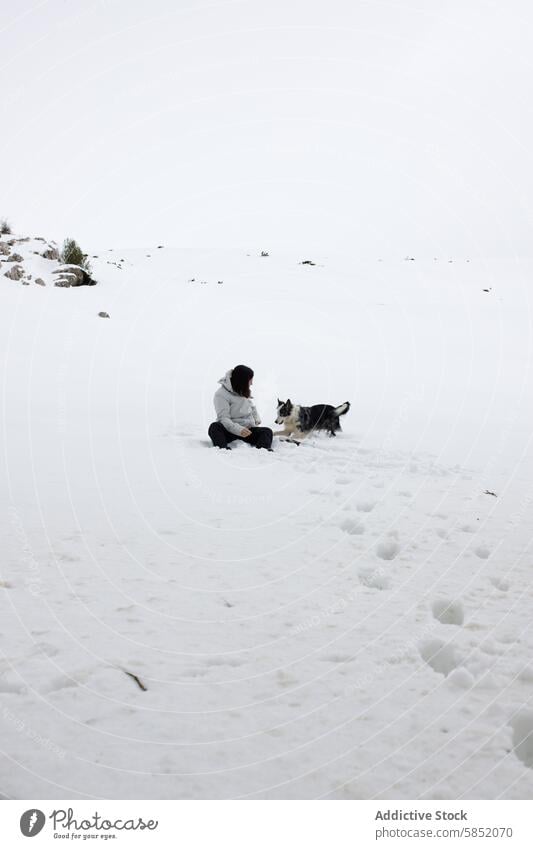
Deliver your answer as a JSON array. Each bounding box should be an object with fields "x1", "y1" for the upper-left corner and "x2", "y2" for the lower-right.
[
  {"x1": 0, "y1": 233, "x2": 63, "y2": 286},
  {"x1": 1, "y1": 243, "x2": 532, "y2": 799}
]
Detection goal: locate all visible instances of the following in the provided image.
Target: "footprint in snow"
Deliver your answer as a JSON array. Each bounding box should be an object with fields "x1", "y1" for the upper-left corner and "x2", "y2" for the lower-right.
[
  {"x1": 490, "y1": 576, "x2": 510, "y2": 592},
  {"x1": 477, "y1": 637, "x2": 501, "y2": 653},
  {"x1": 56, "y1": 551, "x2": 80, "y2": 563},
  {"x1": 339, "y1": 517, "x2": 365, "y2": 536},
  {"x1": 358, "y1": 566, "x2": 390, "y2": 590},
  {"x1": 277, "y1": 671, "x2": 299, "y2": 689},
  {"x1": 431, "y1": 598, "x2": 464, "y2": 626},
  {"x1": 475, "y1": 545, "x2": 491, "y2": 559},
  {"x1": 510, "y1": 711, "x2": 533, "y2": 768},
  {"x1": 357, "y1": 500, "x2": 376, "y2": 513},
  {"x1": 496, "y1": 632, "x2": 519, "y2": 645},
  {"x1": 447, "y1": 667, "x2": 474, "y2": 688},
  {"x1": 34, "y1": 642, "x2": 59, "y2": 658},
  {"x1": 375, "y1": 539, "x2": 400, "y2": 561},
  {"x1": 181, "y1": 667, "x2": 209, "y2": 679},
  {"x1": 46, "y1": 675, "x2": 80, "y2": 693},
  {"x1": 419, "y1": 639, "x2": 460, "y2": 676},
  {"x1": 518, "y1": 668, "x2": 533, "y2": 684}
]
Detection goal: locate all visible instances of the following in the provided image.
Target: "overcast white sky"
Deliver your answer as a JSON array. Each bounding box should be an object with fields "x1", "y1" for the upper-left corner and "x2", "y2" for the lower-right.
[{"x1": 1, "y1": 0, "x2": 532, "y2": 255}]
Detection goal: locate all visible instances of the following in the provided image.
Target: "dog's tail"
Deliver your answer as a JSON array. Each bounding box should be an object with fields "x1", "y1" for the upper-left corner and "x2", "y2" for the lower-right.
[{"x1": 334, "y1": 401, "x2": 350, "y2": 417}]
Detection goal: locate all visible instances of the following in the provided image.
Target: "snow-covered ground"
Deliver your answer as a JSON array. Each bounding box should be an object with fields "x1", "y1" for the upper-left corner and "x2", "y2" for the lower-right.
[{"x1": 1, "y1": 240, "x2": 533, "y2": 799}]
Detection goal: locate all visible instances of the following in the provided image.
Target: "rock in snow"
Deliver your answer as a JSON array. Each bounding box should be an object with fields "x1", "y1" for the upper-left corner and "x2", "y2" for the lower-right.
[
  {"x1": 1, "y1": 233, "x2": 96, "y2": 288},
  {"x1": 41, "y1": 246, "x2": 60, "y2": 260},
  {"x1": 52, "y1": 264, "x2": 97, "y2": 287},
  {"x1": 4, "y1": 264, "x2": 24, "y2": 280}
]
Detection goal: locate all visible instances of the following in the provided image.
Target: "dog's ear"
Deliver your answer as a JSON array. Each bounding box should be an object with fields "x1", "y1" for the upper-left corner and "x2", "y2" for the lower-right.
[
  {"x1": 277, "y1": 398, "x2": 282, "y2": 405},
  {"x1": 287, "y1": 398, "x2": 291, "y2": 405}
]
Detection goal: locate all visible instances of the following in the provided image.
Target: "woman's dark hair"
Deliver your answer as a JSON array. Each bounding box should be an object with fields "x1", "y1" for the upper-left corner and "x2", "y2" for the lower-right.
[{"x1": 230, "y1": 364, "x2": 254, "y2": 398}]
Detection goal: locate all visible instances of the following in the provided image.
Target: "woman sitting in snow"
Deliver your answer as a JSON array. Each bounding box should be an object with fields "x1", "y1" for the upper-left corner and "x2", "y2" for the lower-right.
[{"x1": 209, "y1": 365, "x2": 273, "y2": 451}]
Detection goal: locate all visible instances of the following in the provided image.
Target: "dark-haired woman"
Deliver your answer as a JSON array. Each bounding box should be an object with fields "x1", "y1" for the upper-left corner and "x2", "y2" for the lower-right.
[{"x1": 208, "y1": 365, "x2": 273, "y2": 450}]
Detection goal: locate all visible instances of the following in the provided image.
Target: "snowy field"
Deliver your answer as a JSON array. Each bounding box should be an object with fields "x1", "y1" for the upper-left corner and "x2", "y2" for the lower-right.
[{"x1": 1, "y1": 239, "x2": 533, "y2": 799}]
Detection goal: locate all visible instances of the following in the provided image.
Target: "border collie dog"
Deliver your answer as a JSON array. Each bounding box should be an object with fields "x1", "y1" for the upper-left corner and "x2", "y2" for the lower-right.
[{"x1": 275, "y1": 399, "x2": 350, "y2": 439}]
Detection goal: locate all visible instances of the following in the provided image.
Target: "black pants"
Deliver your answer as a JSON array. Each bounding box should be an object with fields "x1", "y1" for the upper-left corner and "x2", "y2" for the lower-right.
[{"x1": 208, "y1": 421, "x2": 273, "y2": 450}]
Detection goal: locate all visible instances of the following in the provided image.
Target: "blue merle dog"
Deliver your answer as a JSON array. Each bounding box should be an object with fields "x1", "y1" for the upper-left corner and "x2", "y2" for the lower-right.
[{"x1": 275, "y1": 398, "x2": 350, "y2": 441}]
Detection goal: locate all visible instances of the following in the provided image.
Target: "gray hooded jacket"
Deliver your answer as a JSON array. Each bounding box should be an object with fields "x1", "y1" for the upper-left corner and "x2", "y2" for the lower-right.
[{"x1": 213, "y1": 370, "x2": 261, "y2": 436}]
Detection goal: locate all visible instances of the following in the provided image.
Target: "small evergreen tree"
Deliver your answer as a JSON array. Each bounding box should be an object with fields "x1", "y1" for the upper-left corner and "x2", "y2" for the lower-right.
[
  {"x1": 0, "y1": 218, "x2": 12, "y2": 235},
  {"x1": 60, "y1": 238, "x2": 91, "y2": 273}
]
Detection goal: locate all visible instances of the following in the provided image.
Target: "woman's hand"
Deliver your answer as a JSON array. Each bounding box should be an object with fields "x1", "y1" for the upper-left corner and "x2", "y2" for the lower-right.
[{"x1": 240, "y1": 427, "x2": 252, "y2": 438}]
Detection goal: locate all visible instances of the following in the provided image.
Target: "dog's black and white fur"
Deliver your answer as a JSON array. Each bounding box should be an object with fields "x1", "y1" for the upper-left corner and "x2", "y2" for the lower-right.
[{"x1": 275, "y1": 399, "x2": 350, "y2": 440}]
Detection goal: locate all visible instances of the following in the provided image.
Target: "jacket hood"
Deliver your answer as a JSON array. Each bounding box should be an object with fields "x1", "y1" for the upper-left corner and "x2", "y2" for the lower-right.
[{"x1": 218, "y1": 370, "x2": 235, "y2": 393}]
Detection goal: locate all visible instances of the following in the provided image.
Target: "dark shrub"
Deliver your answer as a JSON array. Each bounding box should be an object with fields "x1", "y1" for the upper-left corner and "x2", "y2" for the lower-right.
[{"x1": 60, "y1": 238, "x2": 92, "y2": 273}]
